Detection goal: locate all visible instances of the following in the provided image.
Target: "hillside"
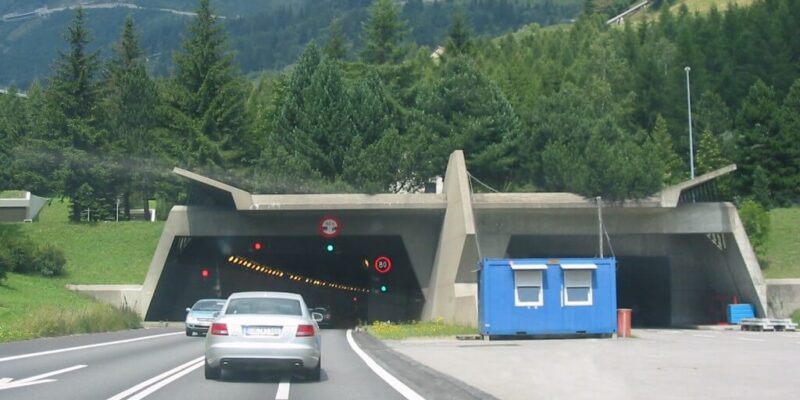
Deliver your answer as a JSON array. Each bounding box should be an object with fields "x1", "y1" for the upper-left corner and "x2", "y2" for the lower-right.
[
  {"x1": 0, "y1": 0, "x2": 582, "y2": 88},
  {"x1": 622, "y1": 0, "x2": 755, "y2": 23}
]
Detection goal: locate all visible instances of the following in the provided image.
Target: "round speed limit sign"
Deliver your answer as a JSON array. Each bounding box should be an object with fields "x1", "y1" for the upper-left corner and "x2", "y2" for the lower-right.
[
  {"x1": 318, "y1": 216, "x2": 341, "y2": 238},
  {"x1": 374, "y1": 256, "x2": 392, "y2": 274}
]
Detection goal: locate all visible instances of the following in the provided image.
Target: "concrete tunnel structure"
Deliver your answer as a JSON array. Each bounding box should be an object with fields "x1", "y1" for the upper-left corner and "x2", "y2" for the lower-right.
[{"x1": 72, "y1": 151, "x2": 767, "y2": 327}]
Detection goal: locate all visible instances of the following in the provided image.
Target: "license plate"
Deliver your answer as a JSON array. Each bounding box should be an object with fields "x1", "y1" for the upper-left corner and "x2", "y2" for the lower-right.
[{"x1": 244, "y1": 326, "x2": 281, "y2": 336}]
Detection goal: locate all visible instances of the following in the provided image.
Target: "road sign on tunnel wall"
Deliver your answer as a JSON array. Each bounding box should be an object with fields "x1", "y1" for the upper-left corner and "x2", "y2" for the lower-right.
[
  {"x1": 318, "y1": 216, "x2": 341, "y2": 239},
  {"x1": 374, "y1": 256, "x2": 392, "y2": 274}
]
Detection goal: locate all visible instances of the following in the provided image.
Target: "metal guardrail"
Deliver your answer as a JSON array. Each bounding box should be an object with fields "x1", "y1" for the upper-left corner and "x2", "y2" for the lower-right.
[{"x1": 739, "y1": 318, "x2": 798, "y2": 331}]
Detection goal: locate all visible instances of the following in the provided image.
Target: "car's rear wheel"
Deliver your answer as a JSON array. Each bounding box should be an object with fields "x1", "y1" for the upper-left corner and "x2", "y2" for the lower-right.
[
  {"x1": 185, "y1": 328, "x2": 193, "y2": 336},
  {"x1": 306, "y1": 358, "x2": 321, "y2": 382},
  {"x1": 204, "y1": 359, "x2": 220, "y2": 380}
]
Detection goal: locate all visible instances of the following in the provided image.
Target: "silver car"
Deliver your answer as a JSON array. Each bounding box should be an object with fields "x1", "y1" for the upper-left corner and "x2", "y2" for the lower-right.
[
  {"x1": 185, "y1": 298, "x2": 226, "y2": 336},
  {"x1": 204, "y1": 292, "x2": 323, "y2": 381}
]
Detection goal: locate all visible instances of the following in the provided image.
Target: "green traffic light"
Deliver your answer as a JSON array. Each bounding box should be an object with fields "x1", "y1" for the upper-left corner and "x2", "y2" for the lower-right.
[
  {"x1": 326, "y1": 244, "x2": 334, "y2": 252},
  {"x1": 380, "y1": 285, "x2": 387, "y2": 293}
]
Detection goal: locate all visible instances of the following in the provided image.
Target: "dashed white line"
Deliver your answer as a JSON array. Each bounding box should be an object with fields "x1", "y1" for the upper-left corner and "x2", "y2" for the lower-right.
[
  {"x1": 691, "y1": 334, "x2": 715, "y2": 338},
  {"x1": 736, "y1": 338, "x2": 765, "y2": 342},
  {"x1": 275, "y1": 378, "x2": 291, "y2": 400},
  {"x1": 106, "y1": 356, "x2": 203, "y2": 400},
  {"x1": 346, "y1": 329, "x2": 425, "y2": 400},
  {"x1": 0, "y1": 332, "x2": 183, "y2": 363}
]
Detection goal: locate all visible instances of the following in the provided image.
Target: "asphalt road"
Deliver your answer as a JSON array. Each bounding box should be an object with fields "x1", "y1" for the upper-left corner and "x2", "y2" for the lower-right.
[{"x1": 0, "y1": 328, "x2": 408, "y2": 400}]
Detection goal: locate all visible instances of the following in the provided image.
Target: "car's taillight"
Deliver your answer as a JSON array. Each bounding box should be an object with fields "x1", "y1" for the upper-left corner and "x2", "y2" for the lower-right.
[
  {"x1": 296, "y1": 324, "x2": 315, "y2": 337},
  {"x1": 210, "y1": 323, "x2": 228, "y2": 336}
]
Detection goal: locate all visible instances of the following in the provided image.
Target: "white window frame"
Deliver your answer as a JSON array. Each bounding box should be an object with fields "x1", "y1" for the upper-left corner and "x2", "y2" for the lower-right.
[
  {"x1": 511, "y1": 262, "x2": 546, "y2": 307},
  {"x1": 562, "y1": 264, "x2": 596, "y2": 306}
]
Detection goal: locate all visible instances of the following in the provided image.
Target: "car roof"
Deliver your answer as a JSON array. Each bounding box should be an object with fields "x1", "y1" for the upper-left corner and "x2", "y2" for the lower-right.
[{"x1": 227, "y1": 291, "x2": 304, "y2": 301}]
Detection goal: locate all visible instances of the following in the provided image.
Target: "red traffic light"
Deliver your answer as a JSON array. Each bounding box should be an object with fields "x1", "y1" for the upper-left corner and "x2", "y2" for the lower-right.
[
  {"x1": 253, "y1": 241, "x2": 263, "y2": 251},
  {"x1": 201, "y1": 268, "x2": 210, "y2": 278}
]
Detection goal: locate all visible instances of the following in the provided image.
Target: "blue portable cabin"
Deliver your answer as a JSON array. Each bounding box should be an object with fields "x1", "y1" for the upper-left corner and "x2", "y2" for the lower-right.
[{"x1": 478, "y1": 257, "x2": 617, "y2": 337}]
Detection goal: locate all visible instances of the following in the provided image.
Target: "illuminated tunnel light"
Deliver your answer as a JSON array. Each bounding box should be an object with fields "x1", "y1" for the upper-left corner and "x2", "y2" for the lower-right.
[{"x1": 227, "y1": 256, "x2": 234, "y2": 262}]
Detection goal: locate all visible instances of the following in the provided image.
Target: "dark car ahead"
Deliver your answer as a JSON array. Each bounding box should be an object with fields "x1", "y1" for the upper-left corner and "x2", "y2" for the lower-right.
[{"x1": 309, "y1": 305, "x2": 333, "y2": 328}]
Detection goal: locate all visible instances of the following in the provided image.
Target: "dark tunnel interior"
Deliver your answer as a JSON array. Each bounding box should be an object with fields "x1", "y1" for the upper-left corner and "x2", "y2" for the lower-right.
[{"x1": 145, "y1": 235, "x2": 424, "y2": 326}]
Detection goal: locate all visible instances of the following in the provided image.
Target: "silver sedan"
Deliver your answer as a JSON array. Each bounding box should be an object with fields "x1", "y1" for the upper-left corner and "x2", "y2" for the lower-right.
[{"x1": 204, "y1": 292, "x2": 323, "y2": 381}]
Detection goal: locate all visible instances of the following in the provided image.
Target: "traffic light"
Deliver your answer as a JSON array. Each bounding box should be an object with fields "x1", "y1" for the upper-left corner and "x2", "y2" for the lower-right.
[
  {"x1": 200, "y1": 268, "x2": 210, "y2": 279},
  {"x1": 380, "y1": 284, "x2": 388, "y2": 293},
  {"x1": 252, "y1": 241, "x2": 263, "y2": 251},
  {"x1": 325, "y1": 243, "x2": 335, "y2": 253}
]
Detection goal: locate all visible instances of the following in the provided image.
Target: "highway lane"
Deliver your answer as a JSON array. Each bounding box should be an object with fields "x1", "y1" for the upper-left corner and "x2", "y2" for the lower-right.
[{"x1": 0, "y1": 329, "x2": 408, "y2": 400}]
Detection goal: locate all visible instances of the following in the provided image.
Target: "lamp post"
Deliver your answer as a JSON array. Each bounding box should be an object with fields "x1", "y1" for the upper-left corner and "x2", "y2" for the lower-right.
[{"x1": 685, "y1": 66, "x2": 695, "y2": 179}]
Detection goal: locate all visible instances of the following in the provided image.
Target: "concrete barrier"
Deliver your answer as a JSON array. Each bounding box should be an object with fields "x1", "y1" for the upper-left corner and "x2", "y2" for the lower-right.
[{"x1": 766, "y1": 279, "x2": 800, "y2": 318}]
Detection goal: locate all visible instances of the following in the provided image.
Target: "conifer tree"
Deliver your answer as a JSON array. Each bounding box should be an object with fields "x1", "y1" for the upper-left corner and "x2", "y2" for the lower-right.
[
  {"x1": 446, "y1": 11, "x2": 474, "y2": 56},
  {"x1": 104, "y1": 15, "x2": 161, "y2": 220},
  {"x1": 650, "y1": 115, "x2": 685, "y2": 185},
  {"x1": 360, "y1": 0, "x2": 408, "y2": 64},
  {"x1": 324, "y1": 18, "x2": 349, "y2": 61},
  {"x1": 696, "y1": 128, "x2": 727, "y2": 175},
  {"x1": 169, "y1": 0, "x2": 250, "y2": 168}
]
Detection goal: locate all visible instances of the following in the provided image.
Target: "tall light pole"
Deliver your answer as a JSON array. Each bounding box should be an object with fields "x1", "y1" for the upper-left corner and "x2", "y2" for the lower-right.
[{"x1": 685, "y1": 66, "x2": 695, "y2": 179}]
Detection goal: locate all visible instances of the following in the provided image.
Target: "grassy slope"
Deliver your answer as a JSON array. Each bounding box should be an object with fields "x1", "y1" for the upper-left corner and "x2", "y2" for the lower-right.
[
  {"x1": 0, "y1": 190, "x2": 26, "y2": 198},
  {"x1": 0, "y1": 200, "x2": 163, "y2": 341},
  {"x1": 19, "y1": 199, "x2": 164, "y2": 283},
  {"x1": 761, "y1": 207, "x2": 800, "y2": 279}
]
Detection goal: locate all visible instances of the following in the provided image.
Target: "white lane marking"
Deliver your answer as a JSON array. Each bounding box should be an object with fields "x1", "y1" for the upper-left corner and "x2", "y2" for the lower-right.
[
  {"x1": 0, "y1": 364, "x2": 86, "y2": 391},
  {"x1": 125, "y1": 361, "x2": 203, "y2": 400},
  {"x1": 691, "y1": 334, "x2": 715, "y2": 338},
  {"x1": 106, "y1": 356, "x2": 203, "y2": 400},
  {"x1": 0, "y1": 332, "x2": 183, "y2": 363},
  {"x1": 346, "y1": 329, "x2": 425, "y2": 400},
  {"x1": 737, "y1": 338, "x2": 765, "y2": 342},
  {"x1": 275, "y1": 378, "x2": 291, "y2": 400}
]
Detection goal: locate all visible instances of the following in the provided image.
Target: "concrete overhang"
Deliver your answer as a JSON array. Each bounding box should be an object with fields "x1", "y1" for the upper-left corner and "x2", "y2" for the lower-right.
[{"x1": 659, "y1": 164, "x2": 737, "y2": 207}]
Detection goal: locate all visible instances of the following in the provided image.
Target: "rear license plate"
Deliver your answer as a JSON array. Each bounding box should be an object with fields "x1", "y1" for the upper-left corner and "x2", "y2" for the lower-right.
[{"x1": 244, "y1": 326, "x2": 281, "y2": 336}]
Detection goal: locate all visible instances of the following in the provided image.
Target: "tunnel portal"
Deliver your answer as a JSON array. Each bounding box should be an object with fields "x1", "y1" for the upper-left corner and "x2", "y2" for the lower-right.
[{"x1": 145, "y1": 235, "x2": 424, "y2": 327}]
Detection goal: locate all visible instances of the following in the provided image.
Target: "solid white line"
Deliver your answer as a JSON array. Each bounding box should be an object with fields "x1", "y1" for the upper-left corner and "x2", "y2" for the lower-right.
[
  {"x1": 106, "y1": 357, "x2": 203, "y2": 400},
  {"x1": 0, "y1": 332, "x2": 183, "y2": 363},
  {"x1": 345, "y1": 329, "x2": 425, "y2": 400},
  {"x1": 275, "y1": 378, "x2": 291, "y2": 400},
  {"x1": 125, "y1": 361, "x2": 203, "y2": 400}
]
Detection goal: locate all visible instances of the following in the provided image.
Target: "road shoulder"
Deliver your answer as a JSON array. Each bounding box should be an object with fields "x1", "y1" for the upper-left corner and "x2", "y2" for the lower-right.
[{"x1": 350, "y1": 330, "x2": 498, "y2": 400}]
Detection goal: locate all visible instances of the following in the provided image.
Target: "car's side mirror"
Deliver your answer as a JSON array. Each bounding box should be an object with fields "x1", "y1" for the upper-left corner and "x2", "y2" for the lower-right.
[
  {"x1": 185, "y1": 307, "x2": 191, "y2": 313},
  {"x1": 311, "y1": 312, "x2": 323, "y2": 323}
]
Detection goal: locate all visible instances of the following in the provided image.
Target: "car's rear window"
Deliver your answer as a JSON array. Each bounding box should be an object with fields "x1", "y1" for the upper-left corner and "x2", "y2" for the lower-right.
[
  {"x1": 225, "y1": 298, "x2": 302, "y2": 316},
  {"x1": 194, "y1": 300, "x2": 225, "y2": 311}
]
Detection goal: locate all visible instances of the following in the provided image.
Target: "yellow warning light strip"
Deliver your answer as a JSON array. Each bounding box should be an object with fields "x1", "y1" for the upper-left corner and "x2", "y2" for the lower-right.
[{"x1": 226, "y1": 255, "x2": 370, "y2": 293}]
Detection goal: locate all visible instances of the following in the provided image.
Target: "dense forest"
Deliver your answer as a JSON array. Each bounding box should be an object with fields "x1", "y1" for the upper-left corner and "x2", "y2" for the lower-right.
[
  {"x1": 0, "y1": 0, "x2": 582, "y2": 87},
  {"x1": 0, "y1": 0, "x2": 798, "y2": 224}
]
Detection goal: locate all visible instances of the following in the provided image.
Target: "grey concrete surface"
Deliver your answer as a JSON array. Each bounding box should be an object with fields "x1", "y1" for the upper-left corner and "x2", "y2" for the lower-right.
[
  {"x1": 74, "y1": 153, "x2": 766, "y2": 327},
  {"x1": 385, "y1": 329, "x2": 800, "y2": 400},
  {"x1": 767, "y1": 279, "x2": 800, "y2": 318}
]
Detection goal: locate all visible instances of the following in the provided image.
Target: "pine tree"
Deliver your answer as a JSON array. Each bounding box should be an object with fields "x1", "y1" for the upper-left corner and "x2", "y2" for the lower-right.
[
  {"x1": 46, "y1": 7, "x2": 112, "y2": 221},
  {"x1": 650, "y1": 114, "x2": 685, "y2": 185},
  {"x1": 446, "y1": 11, "x2": 474, "y2": 56},
  {"x1": 103, "y1": 15, "x2": 161, "y2": 220},
  {"x1": 695, "y1": 127, "x2": 728, "y2": 175},
  {"x1": 360, "y1": 0, "x2": 408, "y2": 64},
  {"x1": 169, "y1": 0, "x2": 250, "y2": 168},
  {"x1": 735, "y1": 80, "x2": 779, "y2": 202},
  {"x1": 324, "y1": 18, "x2": 349, "y2": 61},
  {"x1": 774, "y1": 78, "x2": 800, "y2": 204}
]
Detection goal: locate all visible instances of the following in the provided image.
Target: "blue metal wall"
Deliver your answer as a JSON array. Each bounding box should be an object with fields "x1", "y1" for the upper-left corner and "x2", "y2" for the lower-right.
[{"x1": 479, "y1": 258, "x2": 617, "y2": 336}]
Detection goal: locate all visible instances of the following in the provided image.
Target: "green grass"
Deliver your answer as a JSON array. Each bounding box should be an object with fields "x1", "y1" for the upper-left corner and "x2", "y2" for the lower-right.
[
  {"x1": 11, "y1": 199, "x2": 164, "y2": 283},
  {"x1": 0, "y1": 190, "x2": 26, "y2": 198},
  {"x1": 366, "y1": 319, "x2": 477, "y2": 340},
  {"x1": 761, "y1": 207, "x2": 800, "y2": 279},
  {"x1": 792, "y1": 310, "x2": 800, "y2": 325},
  {"x1": 626, "y1": 0, "x2": 756, "y2": 24},
  {"x1": 0, "y1": 199, "x2": 161, "y2": 342}
]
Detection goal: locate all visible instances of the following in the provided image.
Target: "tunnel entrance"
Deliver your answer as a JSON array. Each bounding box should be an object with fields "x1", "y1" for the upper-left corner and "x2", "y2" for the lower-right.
[
  {"x1": 616, "y1": 256, "x2": 671, "y2": 327},
  {"x1": 145, "y1": 235, "x2": 424, "y2": 326}
]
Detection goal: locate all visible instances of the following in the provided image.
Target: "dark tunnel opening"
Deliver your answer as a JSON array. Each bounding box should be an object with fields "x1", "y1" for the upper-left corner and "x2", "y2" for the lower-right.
[{"x1": 145, "y1": 235, "x2": 424, "y2": 326}]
